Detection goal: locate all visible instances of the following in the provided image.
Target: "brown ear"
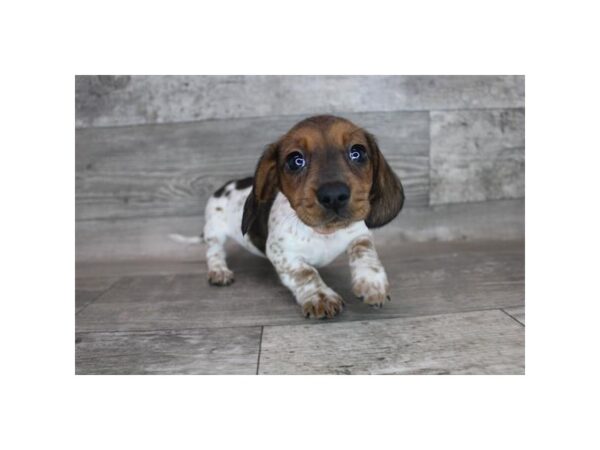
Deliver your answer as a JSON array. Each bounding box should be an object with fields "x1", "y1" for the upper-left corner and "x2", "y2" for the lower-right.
[
  {"x1": 364, "y1": 132, "x2": 405, "y2": 228},
  {"x1": 241, "y1": 142, "x2": 279, "y2": 236}
]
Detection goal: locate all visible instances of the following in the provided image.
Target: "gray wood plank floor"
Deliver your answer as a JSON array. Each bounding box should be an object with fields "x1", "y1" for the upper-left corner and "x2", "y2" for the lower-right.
[
  {"x1": 75, "y1": 239, "x2": 525, "y2": 374},
  {"x1": 502, "y1": 306, "x2": 525, "y2": 326},
  {"x1": 76, "y1": 327, "x2": 261, "y2": 375},
  {"x1": 76, "y1": 241, "x2": 523, "y2": 332},
  {"x1": 76, "y1": 290, "x2": 105, "y2": 314},
  {"x1": 259, "y1": 310, "x2": 524, "y2": 375}
]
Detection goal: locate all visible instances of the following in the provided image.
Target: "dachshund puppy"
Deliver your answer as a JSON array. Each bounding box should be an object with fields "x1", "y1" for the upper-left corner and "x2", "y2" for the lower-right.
[{"x1": 203, "y1": 115, "x2": 404, "y2": 319}]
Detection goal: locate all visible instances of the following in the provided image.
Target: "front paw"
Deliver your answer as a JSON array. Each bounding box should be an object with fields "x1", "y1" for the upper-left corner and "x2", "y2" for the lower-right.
[
  {"x1": 301, "y1": 289, "x2": 345, "y2": 319},
  {"x1": 352, "y1": 273, "x2": 390, "y2": 308},
  {"x1": 208, "y1": 269, "x2": 234, "y2": 286}
]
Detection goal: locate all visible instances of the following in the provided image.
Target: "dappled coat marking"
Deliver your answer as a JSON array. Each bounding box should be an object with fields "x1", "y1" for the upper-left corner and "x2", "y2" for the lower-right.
[{"x1": 203, "y1": 115, "x2": 404, "y2": 319}]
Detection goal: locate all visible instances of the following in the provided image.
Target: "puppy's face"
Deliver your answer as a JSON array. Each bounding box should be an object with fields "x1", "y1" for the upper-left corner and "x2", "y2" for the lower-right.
[
  {"x1": 277, "y1": 117, "x2": 374, "y2": 232},
  {"x1": 242, "y1": 115, "x2": 404, "y2": 236}
]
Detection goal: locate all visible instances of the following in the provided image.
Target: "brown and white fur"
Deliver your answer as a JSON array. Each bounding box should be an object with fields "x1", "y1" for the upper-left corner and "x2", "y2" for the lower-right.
[{"x1": 203, "y1": 115, "x2": 404, "y2": 319}]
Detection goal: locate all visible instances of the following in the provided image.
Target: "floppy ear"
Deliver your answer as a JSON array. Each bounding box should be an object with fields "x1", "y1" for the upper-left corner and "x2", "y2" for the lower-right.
[
  {"x1": 241, "y1": 142, "x2": 280, "y2": 235},
  {"x1": 364, "y1": 132, "x2": 405, "y2": 228}
]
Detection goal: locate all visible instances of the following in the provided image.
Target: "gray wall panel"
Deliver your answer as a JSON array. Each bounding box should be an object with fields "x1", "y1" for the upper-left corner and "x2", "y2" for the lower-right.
[
  {"x1": 76, "y1": 111, "x2": 429, "y2": 221},
  {"x1": 76, "y1": 75, "x2": 524, "y2": 128},
  {"x1": 430, "y1": 108, "x2": 525, "y2": 205}
]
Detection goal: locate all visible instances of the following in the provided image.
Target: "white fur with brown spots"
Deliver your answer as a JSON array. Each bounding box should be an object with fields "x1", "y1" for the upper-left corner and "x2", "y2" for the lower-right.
[{"x1": 203, "y1": 186, "x2": 389, "y2": 318}]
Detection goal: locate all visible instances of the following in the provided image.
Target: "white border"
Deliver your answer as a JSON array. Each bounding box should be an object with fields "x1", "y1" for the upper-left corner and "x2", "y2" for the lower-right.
[{"x1": 3, "y1": 0, "x2": 600, "y2": 448}]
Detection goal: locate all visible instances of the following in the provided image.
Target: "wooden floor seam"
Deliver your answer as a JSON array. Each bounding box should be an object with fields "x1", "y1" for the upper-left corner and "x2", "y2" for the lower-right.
[
  {"x1": 500, "y1": 308, "x2": 525, "y2": 327},
  {"x1": 256, "y1": 326, "x2": 264, "y2": 375},
  {"x1": 75, "y1": 304, "x2": 525, "y2": 335},
  {"x1": 75, "y1": 239, "x2": 524, "y2": 374}
]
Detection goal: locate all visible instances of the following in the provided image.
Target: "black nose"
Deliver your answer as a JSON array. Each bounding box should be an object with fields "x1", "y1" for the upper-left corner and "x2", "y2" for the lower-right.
[{"x1": 316, "y1": 182, "x2": 350, "y2": 211}]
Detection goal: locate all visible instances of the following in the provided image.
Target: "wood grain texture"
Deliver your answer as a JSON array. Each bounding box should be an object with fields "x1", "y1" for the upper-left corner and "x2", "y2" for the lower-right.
[
  {"x1": 76, "y1": 75, "x2": 525, "y2": 128},
  {"x1": 76, "y1": 240, "x2": 524, "y2": 332},
  {"x1": 76, "y1": 277, "x2": 120, "y2": 291},
  {"x1": 430, "y1": 108, "x2": 525, "y2": 205},
  {"x1": 76, "y1": 215, "x2": 204, "y2": 262},
  {"x1": 76, "y1": 198, "x2": 523, "y2": 263},
  {"x1": 503, "y1": 306, "x2": 525, "y2": 326},
  {"x1": 258, "y1": 309, "x2": 524, "y2": 374},
  {"x1": 386, "y1": 198, "x2": 524, "y2": 242},
  {"x1": 76, "y1": 111, "x2": 429, "y2": 222},
  {"x1": 76, "y1": 290, "x2": 104, "y2": 313},
  {"x1": 75, "y1": 327, "x2": 261, "y2": 374},
  {"x1": 76, "y1": 260, "x2": 205, "y2": 279},
  {"x1": 75, "y1": 278, "x2": 118, "y2": 313}
]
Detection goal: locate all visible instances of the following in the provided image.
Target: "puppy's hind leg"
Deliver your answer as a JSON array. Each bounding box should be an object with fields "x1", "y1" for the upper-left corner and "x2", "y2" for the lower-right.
[{"x1": 204, "y1": 198, "x2": 234, "y2": 286}]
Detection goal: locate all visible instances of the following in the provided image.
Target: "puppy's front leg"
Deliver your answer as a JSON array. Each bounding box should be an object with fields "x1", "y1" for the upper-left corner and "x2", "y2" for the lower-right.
[
  {"x1": 269, "y1": 252, "x2": 344, "y2": 319},
  {"x1": 347, "y1": 235, "x2": 390, "y2": 308}
]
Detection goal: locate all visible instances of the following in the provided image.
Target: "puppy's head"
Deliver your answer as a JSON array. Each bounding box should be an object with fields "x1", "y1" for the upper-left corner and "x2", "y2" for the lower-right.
[{"x1": 242, "y1": 115, "x2": 404, "y2": 235}]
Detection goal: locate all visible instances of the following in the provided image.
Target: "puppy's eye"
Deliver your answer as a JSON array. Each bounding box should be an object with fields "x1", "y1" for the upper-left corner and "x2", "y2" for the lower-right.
[
  {"x1": 348, "y1": 144, "x2": 367, "y2": 163},
  {"x1": 286, "y1": 151, "x2": 306, "y2": 172}
]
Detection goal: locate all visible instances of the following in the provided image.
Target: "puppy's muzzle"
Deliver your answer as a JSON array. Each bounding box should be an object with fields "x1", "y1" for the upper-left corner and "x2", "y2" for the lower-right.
[{"x1": 316, "y1": 182, "x2": 350, "y2": 213}]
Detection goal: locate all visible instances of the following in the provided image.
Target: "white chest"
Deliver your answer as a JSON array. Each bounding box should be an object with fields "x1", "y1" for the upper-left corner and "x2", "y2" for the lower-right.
[{"x1": 266, "y1": 193, "x2": 370, "y2": 267}]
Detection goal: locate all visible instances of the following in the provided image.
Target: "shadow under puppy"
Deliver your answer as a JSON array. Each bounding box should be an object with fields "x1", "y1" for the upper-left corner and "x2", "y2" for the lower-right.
[{"x1": 204, "y1": 115, "x2": 404, "y2": 319}]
